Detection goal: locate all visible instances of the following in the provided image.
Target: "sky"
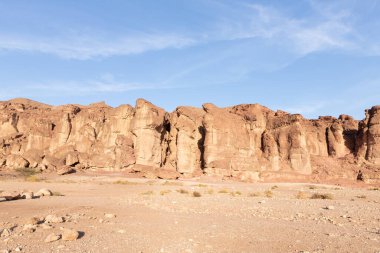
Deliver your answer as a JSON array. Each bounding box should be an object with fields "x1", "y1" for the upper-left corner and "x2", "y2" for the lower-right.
[{"x1": 0, "y1": 0, "x2": 379, "y2": 119}]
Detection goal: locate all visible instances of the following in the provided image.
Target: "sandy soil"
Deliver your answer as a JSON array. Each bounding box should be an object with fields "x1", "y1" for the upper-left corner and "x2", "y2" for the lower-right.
[{"x1": 1, "y1": 173, "x2": 380, "y2": 253}]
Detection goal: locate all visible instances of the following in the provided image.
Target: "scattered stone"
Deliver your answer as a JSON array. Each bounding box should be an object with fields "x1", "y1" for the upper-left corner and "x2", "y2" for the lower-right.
[
  {"x1": 44, "y1": 233, "x2": 61, "y2": 243},
  {"x1": 0, "y1": 228, "x2": 11, "y2": 237},
  {"x1": 15, "y1": 246, "x2": 22, "y2": 252},
  {"x1": 40, "y1": 224, "x2": 53, "y2": 230},
  {"x1": 57, "y1": 165, "x2": 75, "y2": 176},
  {"x1": 258, "y1": 200, "x2": 266, "y2": 204},
  {"x1": 0, "y1": 250, "x2": 10, "y2": 253},
  {"x1": 21, "y1": 191, "x2": 34, "y2": 200},
  {"x1": 45, "y1": 215, "x2": 64, "y2": 223},
  {"x1": 35, "y1": 188, "x2": 52, "y2": 197},
  {"x1": 104, "y1": 213, "x2": 116, "y2": 219},
  {"x1": 0, "y1": 197, "x2": 7, "y2": 202},
  {"x1": 324, "y1": 206, "x2": 335, "y2": 210},
  {"x1": 117, "y1": 229, "x2": 126, "y2": 234},
  {"x1": 25, "y1": 216, "x2": 43, "y2": 225},
  {"x1": 22, "y1": 224, "x2": 37, "y2": 233},
  {"x1": 0, "y1": 191, "x2": 21, "y2": 201},
  {"x1": 61, "y1": 228, "x2": 79, "y2": 241}
]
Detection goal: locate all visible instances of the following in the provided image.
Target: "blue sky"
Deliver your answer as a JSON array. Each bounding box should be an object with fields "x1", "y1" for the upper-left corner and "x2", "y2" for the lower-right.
[{"x1": 0, "y1": 0, "x2": 379, "y2": 119}]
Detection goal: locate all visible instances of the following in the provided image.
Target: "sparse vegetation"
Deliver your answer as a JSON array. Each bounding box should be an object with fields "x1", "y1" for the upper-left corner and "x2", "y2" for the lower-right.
[
  {"x1": 146, "y1": 180, "x2": 156, "y2": 185},
  {"x1": 310, "y1": 193, "x2": 333, "y2": 200},
  {"x1": 271, "y1": 185, "x2": 278, "y2": 190},
  {"x1": 162, "y1": 181, "x2": 183, "y2": 186},
  {"x1": 113, "y1": 180, "x2": 138, "y2": 185},
  {"x1": 141, "y1": 191, "x2": 154, "y2": 195},
  {"x1": 248, "y1": 192, "x2": 261, "y2": 197},
  {"x1": 177, "y1": 189, "x2": 189, "y2": 194},
  {"x1": 308, "y1": 185, "x2": 317, "y2": 190},
  {"x1": 192, "y1": 191, "x2": 202, "y2": 197},
  {"x1": 295, "y1": 191, "x2": 308, "y2": 199},
  {"x1": 230, "y1": 191, "x2": 242, "y2": 196},
  {"x1": 25, "y1": 175, "x2": 41, "y2": 182},
  {"x1": 16, "y1": 167, "x2": 40, "y2": 178},
  {"x1": 218, "y1": 189, "x2": 229, "y2": 194},
  {"x1": 264, "y1": 190, "x2": 273, "y2": 198},
  {"x1": 160, "y1": 190, "x2": 171, "y2": 195},
  {"x1": 206, "y1": 189, "x2": 214, "y2": 194},
  {"x1": 197, "y1": 184, "x2": 207, "y2": 187}
]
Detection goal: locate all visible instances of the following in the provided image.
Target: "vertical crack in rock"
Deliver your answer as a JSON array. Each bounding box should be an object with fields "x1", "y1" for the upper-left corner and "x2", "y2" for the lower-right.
[
  {"x1": 0, "y1": 98, "x2": 378, "y2": 182},
  {"x1": 198, "y1": 125, "x2": 206, "y2": 171}
]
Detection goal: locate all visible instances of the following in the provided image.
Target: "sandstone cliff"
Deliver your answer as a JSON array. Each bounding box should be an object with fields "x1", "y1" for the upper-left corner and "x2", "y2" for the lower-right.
[{"x1": 0, "y1": 98, "x2": 379, "y2": 183}]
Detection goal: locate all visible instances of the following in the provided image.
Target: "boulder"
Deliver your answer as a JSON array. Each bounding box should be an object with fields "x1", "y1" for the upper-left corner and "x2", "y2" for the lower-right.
[
  {"x1": 21, "y1": 191, "x2": 34, "y2": 199},
  {"x1": 45, "y1": 233, "x2": 61, "y2": 243},
  {"x1": 61, "y1": 228, "x2": 79, "y2": 241},
  {"x1": 157, "y1": 169, "x2": 180, "y2": 180},
  {"x1": 0, "y1": 191, "x2": 21, "y2": 200},
  {"x1": 5, "y1": 155, "x2": 29, "y2": 169},
  {"x1": 45, "y1": 214, "x2": 64, "y2": 223},
  {"x1": 57, "y1": 165, "x2": 75, "y2": 175},
  {"x1": 35, "y1": 188, "x2": 52, "y2": 197}
]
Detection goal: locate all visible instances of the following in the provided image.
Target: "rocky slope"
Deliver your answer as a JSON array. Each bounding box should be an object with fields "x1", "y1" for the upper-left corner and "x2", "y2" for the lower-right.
[{"x1": 0, "y1": 98, "x2": 379, "y2": 183}]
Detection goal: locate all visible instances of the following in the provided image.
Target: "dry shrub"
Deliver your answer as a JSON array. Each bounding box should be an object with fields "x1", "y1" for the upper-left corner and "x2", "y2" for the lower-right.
[
  {"x1": 248, "y1": 192, "x2": 261, "y2": 197},
  {"x1": 192, "y1": 191, "x2": 202, "y2": 197},
  {"x1": 160, "y1": 190, "x2": 171, "y2": 196},
  {"x1": 206, "y1": 189, "x2": 214, "y2": 194},
  {"x1": 264, "y1": 190, "x2": 273, "y2": 198},
  {"x1": 356, "y1": 195, "x2": 366, "y2": 199},
  {"x1": 310, "y1": 193, "x2": 333, "y2": 200},
  {"x1": 16, "y1": 167, "x2": 39, "y2": 178},
  {"x1": 162, "y1": 181, "x2": 183, "y2": 186},
  {"x1": 177, "y1": 189, "x2": 189, "y2": 194},
  {"x1": 296, "y1": 191, "x2": 308, "y2": 199},
  {"x1": 271, "y1": 185, "x2": 279, "y2": 190},
  {"x1": 25, "y1": 175, "x2": 41, "y2": 182},
  {"x1": 141, "y1": 191, "x2": 154, "y2": 195},
  {"x1": 113, "y1": 180, "x2": 138, "y2": 185},
  {"x1": 230, "y1": 191, "x2": 242, "y2": 196},
  {"x1": 218, "y1": 189, "x2": 229, "y2": 194}
]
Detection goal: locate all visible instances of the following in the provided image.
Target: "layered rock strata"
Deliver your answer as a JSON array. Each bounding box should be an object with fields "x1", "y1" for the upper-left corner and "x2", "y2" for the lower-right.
[{"x1": 0, "y1": 98, "x2": 379, "y2": 182}]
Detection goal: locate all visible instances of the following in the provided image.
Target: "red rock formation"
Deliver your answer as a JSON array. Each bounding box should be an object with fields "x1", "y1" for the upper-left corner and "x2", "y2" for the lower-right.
[{"x1": 0, "y1": 98, "x2": 378, "y2": 182}]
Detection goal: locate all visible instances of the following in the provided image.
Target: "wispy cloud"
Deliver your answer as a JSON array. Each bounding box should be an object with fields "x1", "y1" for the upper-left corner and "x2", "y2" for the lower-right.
[
  {"x1": 214, "y1": 2, "x2": 355, "y2": 56},
  {"x1": 0, "y1": 1, "x2": 378, "y2": 62},
  {"x1": 0, "y1": 33, "x2": 194, "y2": 60}
]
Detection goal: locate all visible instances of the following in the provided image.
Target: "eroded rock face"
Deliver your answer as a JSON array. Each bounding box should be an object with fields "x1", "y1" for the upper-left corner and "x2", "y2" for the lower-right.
[
  {"x1": 357, "y1": 106, "x2": 380, "y2": 165},
  {"x1": 0, "y1": 98, "x2": 378, "y2": 182},
  {"x1": 165, "y1": 106, "x2": 205, "y2": 176}
]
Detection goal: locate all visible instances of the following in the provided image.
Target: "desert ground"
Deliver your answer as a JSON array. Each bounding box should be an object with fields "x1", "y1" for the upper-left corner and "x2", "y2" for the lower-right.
[{"x1": 1, "y1": 173, "x2": 380, "y2": 253}]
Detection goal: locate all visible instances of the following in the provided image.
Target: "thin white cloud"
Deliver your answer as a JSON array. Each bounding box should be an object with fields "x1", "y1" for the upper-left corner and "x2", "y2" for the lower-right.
[
  {"x1": 25, "y1": 81, "x2": 160, "y2": 94},
  {"x1": 0, "y1": 1, "x2": 377, "y2": 62},
  {"x1": 0, "y1": 33, "x2": 195, "y2": 60},
  {"x1": 217, "y1": 2, "x2": 355, "y2": 56},
  {"x1": 283, "y1": 101, "x2": 328, "y2": 116}
]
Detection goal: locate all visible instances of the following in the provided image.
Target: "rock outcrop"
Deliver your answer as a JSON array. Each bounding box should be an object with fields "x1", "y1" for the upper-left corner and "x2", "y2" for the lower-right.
[{"x1": 0, "y1": 98, "x2": 379, "y2": 182}]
